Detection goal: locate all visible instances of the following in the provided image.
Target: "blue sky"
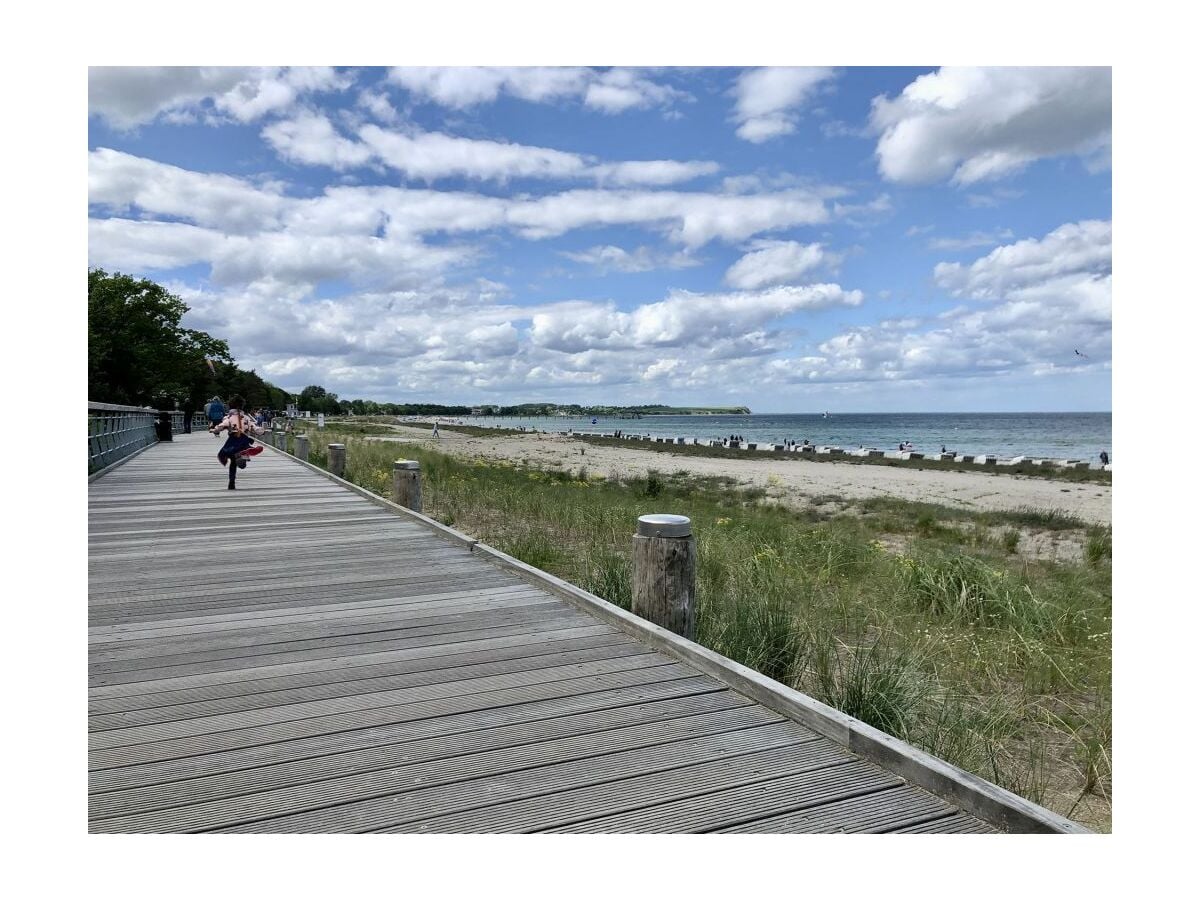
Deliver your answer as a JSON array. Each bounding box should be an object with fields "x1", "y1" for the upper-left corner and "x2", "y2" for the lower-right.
[{"x1": 87, "y1": 66, "x2": 1112, "y2": 411}]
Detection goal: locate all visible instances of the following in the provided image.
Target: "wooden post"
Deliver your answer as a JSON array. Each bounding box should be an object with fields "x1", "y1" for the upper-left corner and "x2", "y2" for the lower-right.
[
  {"x1": 295, "y1": 434, "x2": 309, "y2": 462},
  {"x1": 632, "y1": 514, "x2": 696, "y2": 640},
  {"x1": 392, "y1": 460, "x2": 422, "y2": 511},
  {"x1": 328, "y1": 443, "x2": 346, "y2": 478}
]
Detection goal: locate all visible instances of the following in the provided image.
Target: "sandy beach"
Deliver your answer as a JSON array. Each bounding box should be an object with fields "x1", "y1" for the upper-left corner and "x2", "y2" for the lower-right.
[{"x1": 372, "y1": 425, "x2": 1112, "y2": 525}]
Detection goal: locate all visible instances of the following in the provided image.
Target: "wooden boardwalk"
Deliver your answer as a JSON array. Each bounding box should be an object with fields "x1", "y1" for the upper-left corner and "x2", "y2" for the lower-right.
[{"x1": 88, "y1": 433, "x2": 1005, "y2": 833}]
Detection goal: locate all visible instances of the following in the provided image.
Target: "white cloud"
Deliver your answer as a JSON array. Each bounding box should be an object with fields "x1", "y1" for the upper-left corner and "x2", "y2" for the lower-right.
[
  {"x1": 89, "y1": 150, "x2": 842, "y2": 306},
  {"x1": 530, "y1": 284, "x2": 862, "y2": 353},
  {"x1": 561, "y1": 244, "x2": 701, "y2": 274},
  {"x1": 926, "y1": 228, "x2": 1014, "y2": 252},
  {"x1": 591, "y1": 160, "x2": 720, "y2": 187},
  {"x1": 88, "y1": 148, "x2": 288, "y2": 234},
  {"x1": 388, "y1": 67, "x2": 589, "y2": 108},
  {"x1": 772, "y1": 220, "x2": 1112, "y2": 384},
  {"x1": 388, "y1": 66, "x2": 688, "y2": 115},
  {"x1": 733, "y1": 67, "x2": 836, "y2": 142},
  {"x1": 356, "y1": 89, "x2": 400, "y2": 124},
  {"x1": 933, "y1": 220, "x2": 1111, "y2": 299},
  {"x1": 508, "y1": 188, "x2": 831, "y2": 247},
  {"x1": 261, "y1": 112, "x2": 375, "y2": 170},
  {"x1": 262, "y1": 111, "x2": 717, "y2": 185},
  {"x1": 723, "y1": 240, "x2": 834, "y2": 290},
  {"x1": 583, "y1": 69, "x2": 690, "y2": 113},
  {"x1": 89, "y1": 67, "x2": 353, "y2": 128},
  {"x1": 870, "y1": 67, "x2": 1112, "y2": 185},
  {"x1": 89, "y1": 216, "x2": 473, "y2": 291}
]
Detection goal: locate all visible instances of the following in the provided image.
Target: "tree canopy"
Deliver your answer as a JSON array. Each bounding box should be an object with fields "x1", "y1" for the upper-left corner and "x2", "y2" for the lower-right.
[{"x1": 89, "y1": 269, "x2": 291, "y2": 411}]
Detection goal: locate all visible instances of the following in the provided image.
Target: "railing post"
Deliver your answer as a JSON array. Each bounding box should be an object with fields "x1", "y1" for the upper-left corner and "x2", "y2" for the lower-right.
[
  {"x1": 392, "y1": 460, "x2": 422, "y2": 511},
  {"x1": 632, "y1": 514, "x2": 696, "y2": 639},
  {"x1": 328, "y1": 443, "x2": 346, "y2": 478},
  {"x1": 294, "y1": 434, "x2": 309, "y2": 462}
]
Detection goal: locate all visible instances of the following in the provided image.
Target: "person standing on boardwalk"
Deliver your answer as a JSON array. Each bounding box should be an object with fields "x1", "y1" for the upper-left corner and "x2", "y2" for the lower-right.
[{"x1": 209, "y1": 395, "x2": 264, "y2": 490}]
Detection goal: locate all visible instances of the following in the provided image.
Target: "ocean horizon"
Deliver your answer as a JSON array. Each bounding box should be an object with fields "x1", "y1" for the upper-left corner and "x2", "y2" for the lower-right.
[{"x1": 454, "y1": 411, "x2": 1113, "y2": 462}]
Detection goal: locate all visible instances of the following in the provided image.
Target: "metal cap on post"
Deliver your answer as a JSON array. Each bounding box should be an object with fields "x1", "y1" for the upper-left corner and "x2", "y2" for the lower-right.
[
  {"x1": 294, "y1": 434, "x2": 309, "y2": 463},
  {"x1": 632, "y1": 513, "x2": 696, "y2": 639},
  {"x1": 328, "y1": 443, "x2": 346, "y2": 479},
  {"x1": 392, "y1": 459, "x2": 422, "y2": 512},
  {"x1": 636, "y1": 513, "x2": 692, "y2": 538}
]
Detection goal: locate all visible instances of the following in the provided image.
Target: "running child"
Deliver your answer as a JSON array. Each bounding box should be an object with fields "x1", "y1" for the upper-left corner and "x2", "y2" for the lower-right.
[{"x1": 209, "y1": 395, "x2": 264, "y2": 490}]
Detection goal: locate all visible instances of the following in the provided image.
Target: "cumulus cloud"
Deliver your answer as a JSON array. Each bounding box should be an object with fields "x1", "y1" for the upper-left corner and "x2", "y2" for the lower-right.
[
  {"x1": 261, "y1": 111, "x2": 717, "y2": 185},
  {"x1": 169, "y1": 277, "x2": 863, "y2": 401},
  {"x1": 530, "y1": 284, "x2": 862, "y2": 353},
  {"x1": 560, "y1": 244, "x2": 701, "y2": 274},
  {"x1": 389, "y1": 66, "x2": 689, "y2": 115},
  {"x1": 88, "y1": 148, "x2": 289, "y2": 234},
  {"x1": 90, "y1": 149, "x2": 827, "y2": 249},
  {"x1": 771, "y1": 221, "x2": 1112, "y2": 385},
  {"x1": 508, "y1": 188, "x2": 830, "y2": 246},
  {"x1": 723, "y1": 241, "x2": 836, "y2": 290},
  {"x1": 870, "y1": 67, "x2": 1112, "y2": 185},
  {"x1": 591, "y1": 160, "x2": 720, "y2": 187},
  {"x1": 388, "y1": 67, "x2": 590, "y2": 107},
  {"x1": 261, "y1": 112, "x2": 375, "y2": 170},
  {"x1": 733, "y1": 67, "x2": 837, "y2": 142},
  {"x1": 89, "y1": 66, "x2": 352, "y2": 129},
  {"x1": 583, "y1": 68, "x2": 690, "y2": 113},
  {"x1": 89, "y1": 216, "x2": 473, "y2": 291},
  {"x1": 933, "y1": 220, "x2": 1111, "y2": 299}
]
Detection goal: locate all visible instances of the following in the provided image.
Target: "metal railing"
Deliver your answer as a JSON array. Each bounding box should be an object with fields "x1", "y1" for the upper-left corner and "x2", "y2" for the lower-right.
[{"x1": 88, "y1": 402, "x2": 205, "y2": 474}]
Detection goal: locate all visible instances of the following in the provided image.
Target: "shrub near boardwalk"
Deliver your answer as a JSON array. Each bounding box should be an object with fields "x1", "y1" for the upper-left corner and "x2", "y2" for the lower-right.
[{"x1": 300, "y1": 425, "x2": 1112, "y2": 832}]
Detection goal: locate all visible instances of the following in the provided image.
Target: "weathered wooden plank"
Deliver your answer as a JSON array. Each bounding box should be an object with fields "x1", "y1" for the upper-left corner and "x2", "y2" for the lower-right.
[
  {"x1": 90, "y1": 652, "x2": 672, "y2": 751},
  {"x1": 89, "y1": 662, "x2": 702, "y2": 770},
  {"x1": 90, "y1": 615, "x2": 613, "y2": 689},
  {"x1": 99, "y1": 721, "x2": 812, "y2": 833},
  {"x1": 89, "y1": 590, "x2": 557, "y2": 655},
  {"x1": 91, "y1": 703, "x2": 771, "y2": 822},
  {"x1": 89, "y1": 640, "x2": 651, "y2": 730},
  {"x1": 89, "y1": 676, "x2": 725, "y2": 793},
  {"x1": 89, "y1": 605, "x2": 588, "y2": 681},
  {"x1": 717, "y1": 785, "x2": 972, "y2": 833},
  {"x1": 891, "y1": 812, "x2": 998, "y2": 833},
  {"x1": 88, "y1": 623, "x2": 621, "y2": 702}
]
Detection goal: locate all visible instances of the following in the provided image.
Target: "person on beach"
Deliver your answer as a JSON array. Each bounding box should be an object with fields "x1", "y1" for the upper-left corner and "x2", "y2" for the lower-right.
[
  {"x1": 433, "y1": 422, "x2": 440, "y2": 439},
  {"x1": 1100, "y1": 450, "x2": 1109, "y2": 465},
  {"x1": 209, "y1": 395, "x2": 264, "y2": 490}
]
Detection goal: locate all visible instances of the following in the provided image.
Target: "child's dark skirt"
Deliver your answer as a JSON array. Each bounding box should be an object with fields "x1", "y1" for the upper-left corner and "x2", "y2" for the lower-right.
[{"x1": 218, "y1": 434, "x2": 258, "y2": 466}]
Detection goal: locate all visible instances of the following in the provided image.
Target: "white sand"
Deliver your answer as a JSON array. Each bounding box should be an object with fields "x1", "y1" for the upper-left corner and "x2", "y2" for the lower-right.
[{"x1": 373, "y1": 425, "x2": 1112, "y2": 525}]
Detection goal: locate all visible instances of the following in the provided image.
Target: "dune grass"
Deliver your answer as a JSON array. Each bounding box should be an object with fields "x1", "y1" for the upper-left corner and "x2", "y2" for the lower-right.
[{"x1": 298, "y1": 424, "x2": 1112, "y2": 831}]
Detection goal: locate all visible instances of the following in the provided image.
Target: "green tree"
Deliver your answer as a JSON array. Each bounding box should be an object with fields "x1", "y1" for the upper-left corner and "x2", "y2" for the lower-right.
[{"x1": 89, "y1": 269, "x2": 231, "y2": 406}]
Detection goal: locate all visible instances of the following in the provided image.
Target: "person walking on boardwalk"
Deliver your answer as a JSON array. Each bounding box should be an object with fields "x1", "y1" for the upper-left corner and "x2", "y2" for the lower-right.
[
  {"x1": 204, "y1": 396, "x2": 225, "y2": 436},
  {"x1": 209, "y1": 395, "x2": 264, "y2": 490}
]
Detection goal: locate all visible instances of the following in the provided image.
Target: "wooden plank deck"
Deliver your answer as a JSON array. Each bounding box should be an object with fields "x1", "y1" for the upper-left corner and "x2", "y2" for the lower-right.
[{"x1": 88, "y1": 433, "x2": 1000, "y2": 833}]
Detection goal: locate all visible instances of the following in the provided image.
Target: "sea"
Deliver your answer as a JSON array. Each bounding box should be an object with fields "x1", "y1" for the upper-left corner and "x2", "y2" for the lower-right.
[{"x1": 457, "y1": 412, "x2": 1113, "y2": 462}]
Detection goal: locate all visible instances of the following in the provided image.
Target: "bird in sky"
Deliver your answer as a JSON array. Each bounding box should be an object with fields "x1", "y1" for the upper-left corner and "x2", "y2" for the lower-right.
[{"x1": 1074, "y1": 349, "x2": 1089, "y2": 359}]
